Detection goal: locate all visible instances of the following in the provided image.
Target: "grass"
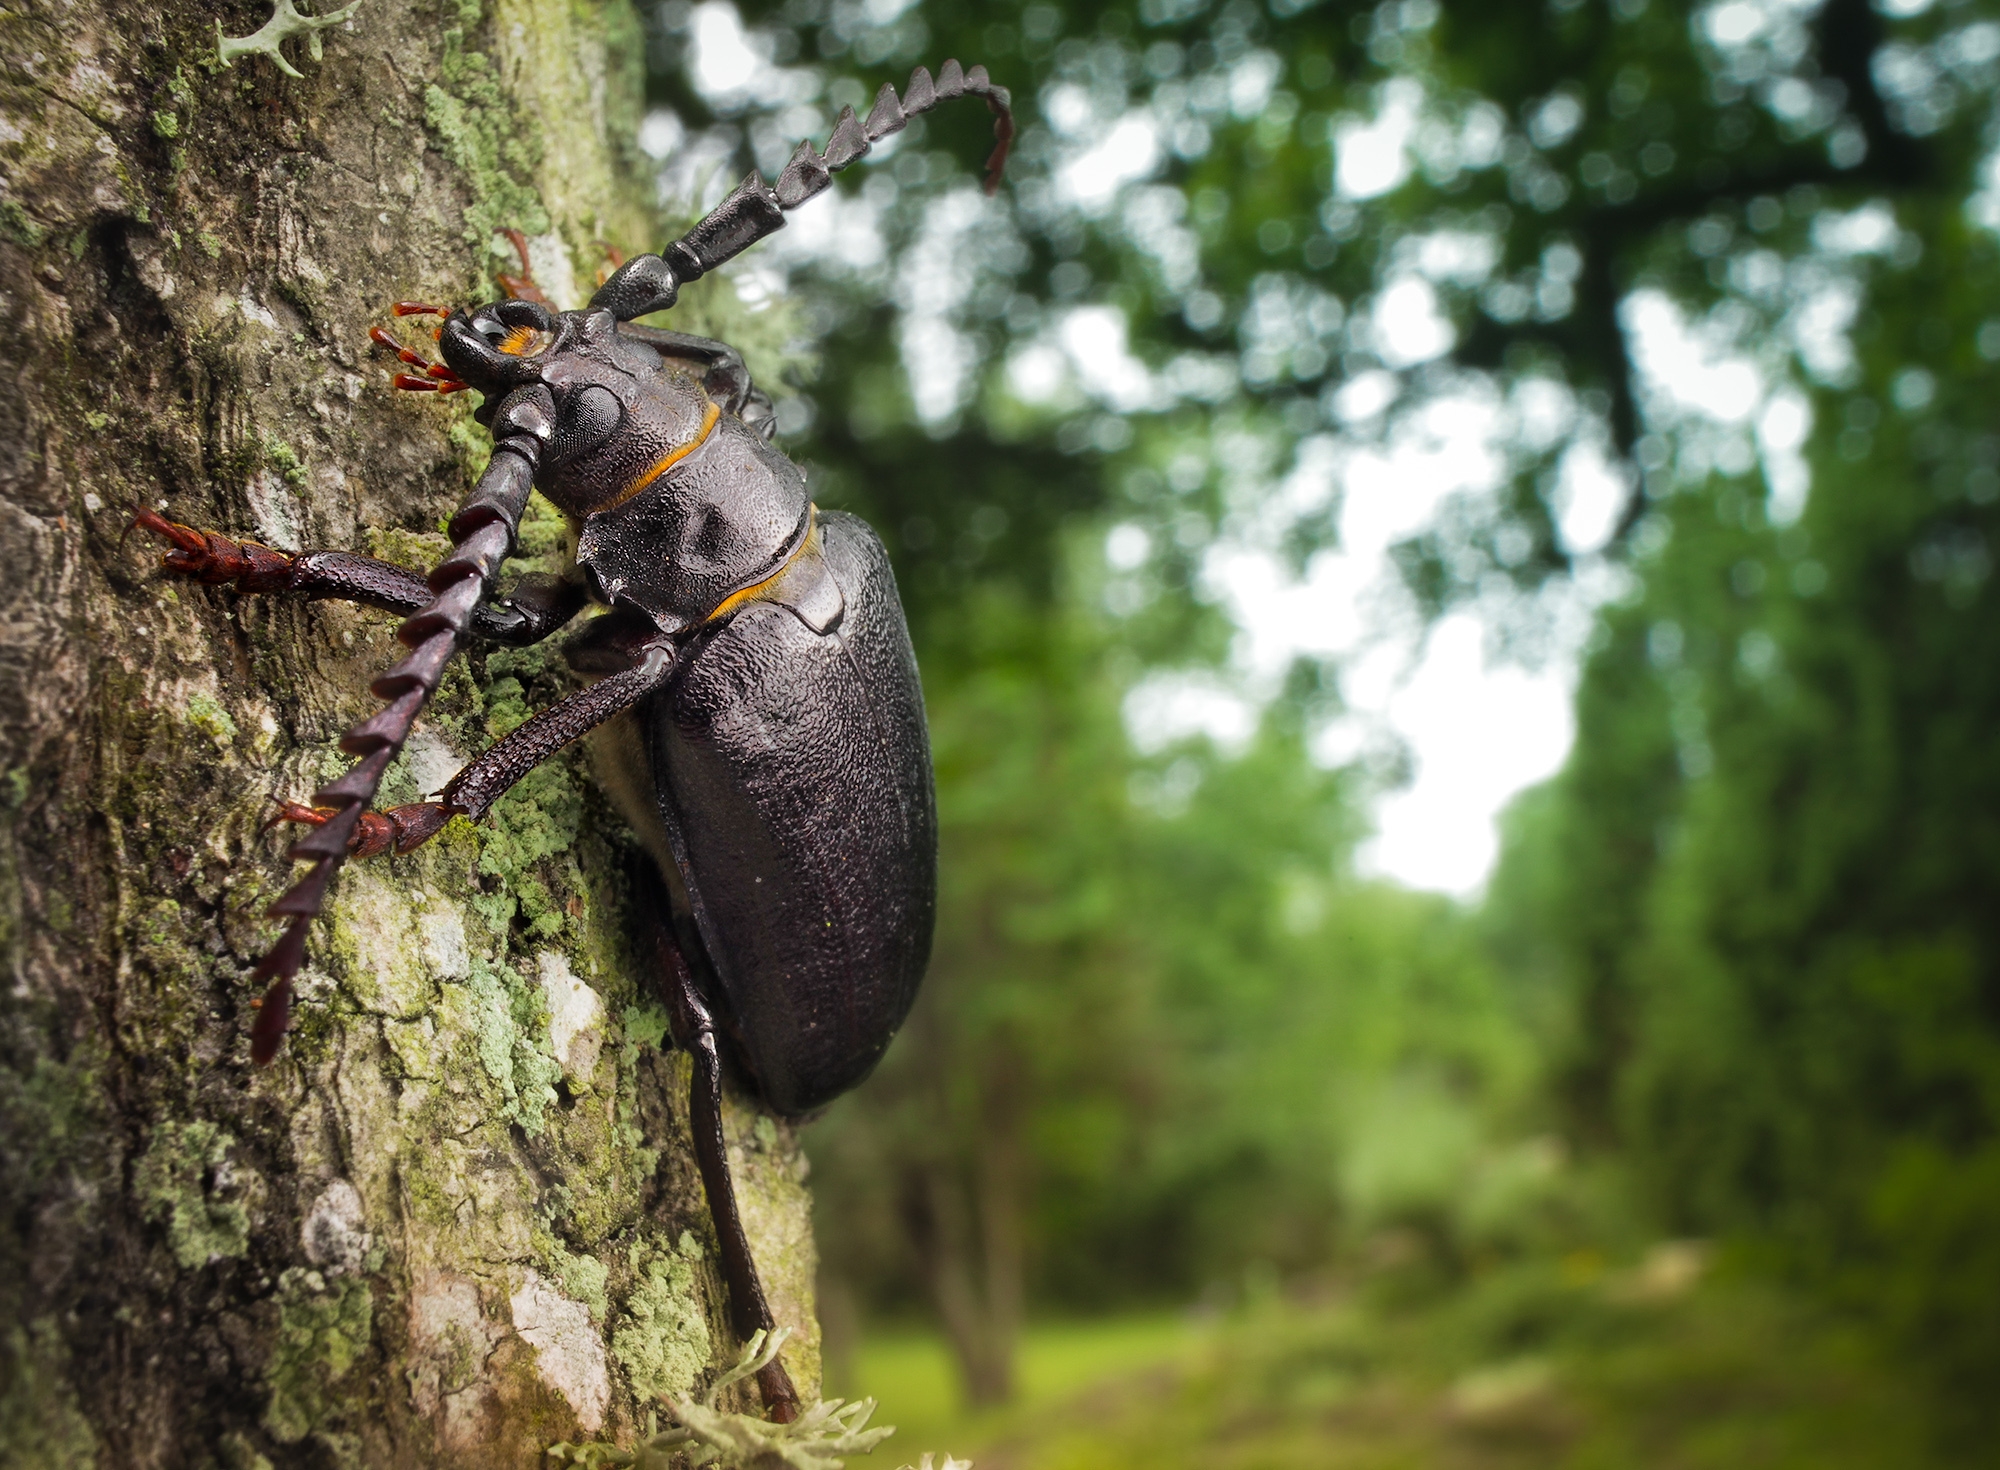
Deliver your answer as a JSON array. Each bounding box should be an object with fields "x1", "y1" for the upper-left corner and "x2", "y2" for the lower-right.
[
  {"x1": 847, "y1": 1313, "x2": 1207, "y2": 1465},
  {"x1": 842, "y1": 1257, "x2": 1956, "y2": 1470}
]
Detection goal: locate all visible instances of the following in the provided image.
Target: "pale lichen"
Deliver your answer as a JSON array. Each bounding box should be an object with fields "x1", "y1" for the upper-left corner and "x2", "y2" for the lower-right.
[
  {"x1": 134, "y1": 1119, "x2": 250, "y2": 1269},
  {"x1": 463, "y1": 955, "x2": 563, "y2": 1133},
  {"x1": 612, "y1": 1231, "x2": 713, "y2": 1403},
  {"x1": 263, "y1": 1268, "x2": 374, "y2": 1444},
  {"x1": 552, "y1": 1330, "x2": 899, "y2": 1470},
  {"x1": 217, "y1": 0, "x2": 364, "y2": 79},
  {"x1": 539, "y1": 1235, "x2": 611, "y2": 1322}
]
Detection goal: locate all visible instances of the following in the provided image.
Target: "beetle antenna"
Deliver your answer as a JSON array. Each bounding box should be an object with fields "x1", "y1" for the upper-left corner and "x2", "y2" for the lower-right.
[
  {"x1": 241, "y1": 438, "x2": 540, "y2": 1063},
  {"x1": 590, "y1": 60, "x2": 1014, "y2": 322}
]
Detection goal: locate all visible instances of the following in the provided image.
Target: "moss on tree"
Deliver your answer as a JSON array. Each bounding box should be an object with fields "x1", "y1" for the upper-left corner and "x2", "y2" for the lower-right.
[{"x1": 0, "y1": 0, "x2": 820, "y2": 1461}]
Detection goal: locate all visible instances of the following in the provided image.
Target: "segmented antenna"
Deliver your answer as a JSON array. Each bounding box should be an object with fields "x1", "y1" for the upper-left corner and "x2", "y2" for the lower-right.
[
  {"x1": 245, "y1": 445, "x2": 538, "y2": 1063},
  {"x1": 591, "y1": 60, "x2": 1014, "y2": 322}
]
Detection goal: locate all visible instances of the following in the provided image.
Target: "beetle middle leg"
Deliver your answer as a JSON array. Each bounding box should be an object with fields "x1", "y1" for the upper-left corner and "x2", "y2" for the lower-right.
[{"x1": 273, "y1": 637, "x2": 679, "y2": 854}]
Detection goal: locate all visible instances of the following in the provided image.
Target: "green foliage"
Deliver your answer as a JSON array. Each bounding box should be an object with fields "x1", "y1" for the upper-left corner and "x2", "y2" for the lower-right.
[
  {"x1": 923, "y1": 1270, "x2": 1948, "y2": 1470},
  {"x1": 811, "y1": 568, "x2": 1550, "y2": 1320},
  {"x1": 643, "y1": 0, "x2": 2000, "y2": 1432}
]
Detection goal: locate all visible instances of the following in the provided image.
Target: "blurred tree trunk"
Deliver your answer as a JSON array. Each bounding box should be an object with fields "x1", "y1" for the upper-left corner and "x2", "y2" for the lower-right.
[
  {"x1": 899, "y1": 1043, "x2": 1025, "y2": 1408},
  {"x1": 0, "y1": 1, "x2": 818, "y2": 1464}
]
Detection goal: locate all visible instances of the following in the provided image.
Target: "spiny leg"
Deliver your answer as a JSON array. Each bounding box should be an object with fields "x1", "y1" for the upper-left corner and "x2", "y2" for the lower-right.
[
  {"x1": 632, "y1": 855, "x2": 802, "y2": 1423},
  {"x1": 240, "y1": 430, "x2": 545, "y2": 1063},
  {"x1": 128, "y1": 508, "x2": 589, "y2": 646}
]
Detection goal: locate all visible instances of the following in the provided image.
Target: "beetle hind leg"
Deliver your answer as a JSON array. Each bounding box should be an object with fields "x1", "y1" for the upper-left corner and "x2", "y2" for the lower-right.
[{"x1": 636, "y1": 862, "x2": 802, "y2": 1423}]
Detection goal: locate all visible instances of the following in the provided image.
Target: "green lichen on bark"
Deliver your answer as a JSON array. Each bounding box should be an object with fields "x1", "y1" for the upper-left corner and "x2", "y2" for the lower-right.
[
  {"x1": 612, "y1": 1231, "x2": 714, "y2": 1403},
  {"x1": 541, "y1": 1232, "x2": 612, "y2": 1322},
  {"x1": 134, "y1": 1118, "x2": 251, "y2": 1269},
  {"x1": 0, "y1": 1320, "x2": 100, "y2": 1469},
  {"x1": 425, "y1": 0, "x2": 551, "y2": 248},
  {"x1": 463, "y1": 954, "x2": 565, "y2": 1133},
  {"x1": 263, "y1": 1268, "x2": 376, "y2": 1444}
]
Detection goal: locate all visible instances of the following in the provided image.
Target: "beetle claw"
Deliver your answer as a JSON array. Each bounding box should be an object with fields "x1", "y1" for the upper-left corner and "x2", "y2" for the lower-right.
[
  {"x1": 128, "y1": 509, "x2": 298, "y2": 591},
  {"x1": 267, "y1": 798, "x2": 453, "y2": 857}
]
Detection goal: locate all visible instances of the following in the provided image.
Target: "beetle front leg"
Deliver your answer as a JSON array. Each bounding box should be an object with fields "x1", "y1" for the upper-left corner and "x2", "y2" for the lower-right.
[
  {"x1": 129, "y1": 508, "x2": 590, "y2": 646},
  {"x1": 637, "y1": 869, "x2": 803, "y2": 1424}
]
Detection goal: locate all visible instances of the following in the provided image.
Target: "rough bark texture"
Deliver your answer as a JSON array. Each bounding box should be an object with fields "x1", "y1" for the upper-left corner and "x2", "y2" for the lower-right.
[{"x1": 0, "y1": 1, "x2": 819, "y2": 1464}]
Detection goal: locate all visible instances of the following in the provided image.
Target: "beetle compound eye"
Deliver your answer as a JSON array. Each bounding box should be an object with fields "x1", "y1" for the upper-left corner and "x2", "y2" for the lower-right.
[{"x1": 496, "y1": 324, "x2": 552, "y2": 358}]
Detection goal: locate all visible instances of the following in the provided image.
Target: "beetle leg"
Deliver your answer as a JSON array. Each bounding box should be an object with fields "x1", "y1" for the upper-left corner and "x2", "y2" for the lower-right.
[
  {"x1": 368, "y1": 324, "x2": 469, "y2": 394},
  {"x1": 269, "y1": 800, "x2": 450, "y2": 856},
  {"x1": 496, "y1": 227, "x2": 553, "y2": 306},
  {"x1": 266, "y1": 639, "x2": 677, "y2": 858},
  {"x1": 438, "y1": 639, "x2": 677, "y2": 818},
  {"x1": 128, "y1": 509, "x2": 588, "y2": 646},
  {"x1": 126, "y1": 508, "x2": 299, "y2": 593},
  {"x1": 242, "y1": 433, "x2": 543, "y2": 1065},
  {"x1": 638, "y1": 875, "x2": 803, "y2": 1424}
]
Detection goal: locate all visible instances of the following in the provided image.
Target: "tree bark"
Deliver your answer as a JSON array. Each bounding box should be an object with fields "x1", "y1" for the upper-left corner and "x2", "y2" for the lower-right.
[{"x1": 0, "y1": 2, "x2": 818, "y2": 1464}]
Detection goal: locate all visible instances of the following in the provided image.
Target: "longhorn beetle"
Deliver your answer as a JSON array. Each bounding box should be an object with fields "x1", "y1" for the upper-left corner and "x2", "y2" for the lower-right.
[{"x1": 133, "y1": 62, "x2": 1013, "y2": 1421}]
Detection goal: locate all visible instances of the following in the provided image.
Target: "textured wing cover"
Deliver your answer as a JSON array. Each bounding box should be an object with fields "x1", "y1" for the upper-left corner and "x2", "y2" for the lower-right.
[{"x1": 649, "y1": 511, "x2": 937, "y2": 1115}]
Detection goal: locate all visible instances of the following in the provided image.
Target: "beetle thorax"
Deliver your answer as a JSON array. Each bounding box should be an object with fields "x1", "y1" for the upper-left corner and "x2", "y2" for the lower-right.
[{"x1": 519, "y1": 311, "x2": 718, "y2": 520}]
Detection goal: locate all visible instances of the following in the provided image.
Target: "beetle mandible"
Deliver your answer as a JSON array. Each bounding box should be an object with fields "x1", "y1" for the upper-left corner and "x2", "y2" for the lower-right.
[{"x1": 133, "y1": 61, "x2": 1014, "y2": 1421}]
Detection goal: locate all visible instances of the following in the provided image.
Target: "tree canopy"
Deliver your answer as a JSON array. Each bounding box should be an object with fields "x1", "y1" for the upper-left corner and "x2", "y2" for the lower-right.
[{"x1": 641, "y1": 0, "x2": 2000, "y2": 1429}]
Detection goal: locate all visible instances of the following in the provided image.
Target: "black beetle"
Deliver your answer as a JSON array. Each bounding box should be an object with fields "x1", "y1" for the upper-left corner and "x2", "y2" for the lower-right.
[{"x1": 132, "y1": 61, "x2": 1013, "y2": 1420}]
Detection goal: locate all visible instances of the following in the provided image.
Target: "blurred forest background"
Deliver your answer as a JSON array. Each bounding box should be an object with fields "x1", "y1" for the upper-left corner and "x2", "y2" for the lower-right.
[{"x1": 639, "y1": 0, "x2": 2000, "y2": 1462}]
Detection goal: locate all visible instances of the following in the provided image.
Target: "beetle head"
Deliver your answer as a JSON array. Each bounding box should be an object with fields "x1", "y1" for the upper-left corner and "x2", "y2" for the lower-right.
[{"x1": 439, "y1": 298, "x2": 561, "y2": 396}]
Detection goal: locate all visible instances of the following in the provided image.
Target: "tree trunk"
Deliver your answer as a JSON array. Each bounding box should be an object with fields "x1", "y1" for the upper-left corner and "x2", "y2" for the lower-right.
[
  {"x1": 896, "y1": 1039, "x2": 1026, "y2": 1409},
  {"x1": 0, "y1": 2, "x2": 818, "y2": 1464}
]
